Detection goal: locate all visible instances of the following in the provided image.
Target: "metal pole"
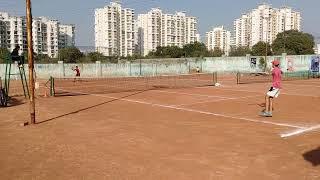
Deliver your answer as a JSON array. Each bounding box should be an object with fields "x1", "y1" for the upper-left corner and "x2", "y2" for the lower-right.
[{"x1": 26, "y1": 0, "x2": 35, "y2": 124}]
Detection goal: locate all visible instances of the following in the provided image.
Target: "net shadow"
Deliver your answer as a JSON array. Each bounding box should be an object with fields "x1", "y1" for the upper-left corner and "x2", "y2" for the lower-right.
[{"x1": 36, "y1": 90, "x2": 147, "y2": 125}]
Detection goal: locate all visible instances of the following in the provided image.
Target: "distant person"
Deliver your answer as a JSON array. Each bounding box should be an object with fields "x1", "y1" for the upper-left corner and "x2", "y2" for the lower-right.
[
  {"x1": 11, "y1": 45, "x2": 24, "y2": 67},
  {"x1": 72, "y1": 66, "x2": 81, "y2": 82},
  {"x1": 196, "y1": 66, "x2": 200, "y2": 73},
  {"x1": 260, "y1": 60, "x2": 282, "y2": 117}
]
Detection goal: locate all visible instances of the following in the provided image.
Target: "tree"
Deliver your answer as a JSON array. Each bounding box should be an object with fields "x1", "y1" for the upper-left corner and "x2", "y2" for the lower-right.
[
  {"x1": 183, "y1": 42, "x2": 208, "y2": 57},
  {"x1": 272, "y1": 30, "x2": 315, "y2": 55},
  {"x1": 167, "y1": 46, "x2": 184, "y2": 58},
  {"x1": 208, "y1": 47, "x2": 224, "y2": 57},
  {"x1": 23, "y1": 51, "x2": 37, "y2": 62},
  {"x1": 251, "y1": 41, "x2": 272, "y2": 56},
  {"x1": 87, "y1": 52, "x2": 104, "y2": 62},
  {"x1": 0, "y1": 48, "x2": 10, "y2": 63},
  {"x1": 258, "y1": 57, "x2": 267, "y2": 71},
  {"x1": 214, "y1": 47, "x2": 224, "y2": 57},
  {"x1": 35, "y1": 53, "x2": 46, "y2": 62},
  {"x1": 58, "y1": 47, "x2": 83, "y2": 63},
  {"x1": 150, "y1": 46, "x2": 184, "y2": 58},
  {"x1": 146, "y1": 42, "x2": 210, "y2": 58},
  {"x1": 229, "y1": 46, "x2": 251, "y2": 57}
]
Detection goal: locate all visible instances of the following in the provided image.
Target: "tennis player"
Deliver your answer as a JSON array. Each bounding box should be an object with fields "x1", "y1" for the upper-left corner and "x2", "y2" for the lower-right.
[
  {"x1": 260, "y1": 60, "x2": 282, "y2": 117},
  {"x1": 72, "y1": 66, "x2": 81, "y2": 82}
]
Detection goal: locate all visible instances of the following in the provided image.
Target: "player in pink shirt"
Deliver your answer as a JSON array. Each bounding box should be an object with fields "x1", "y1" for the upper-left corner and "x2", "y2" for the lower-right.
[{"x1": 260, "y1": 60, "x2": 282, "y2": 117}]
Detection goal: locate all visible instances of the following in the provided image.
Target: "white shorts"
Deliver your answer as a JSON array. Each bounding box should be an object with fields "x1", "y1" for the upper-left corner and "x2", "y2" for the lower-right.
[{"x1": 266, "y1": 87, "x2": 280, "y2": 98}]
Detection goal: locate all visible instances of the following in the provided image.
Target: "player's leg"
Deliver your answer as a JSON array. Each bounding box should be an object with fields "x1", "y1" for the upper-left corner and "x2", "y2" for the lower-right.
[
  {"x1": 269, "y1": 89, "x2": 280, "y2": 115},
  {"x1": 265, "y1": 95, "x2": 269, "y2": 112},
  {"x1": 264, "y1": 89, "x2": 279, "y2": 117},
  {"x1": 261, "y1": 97, "x2": 272, "y2": 117},
  {"x1": 260, "y1": 95, "x2": 269, "y2": 116},
  {"x1": 269, "y1": 97, "x2": 273, "y2": 115},
  {"x1": 260, "y1": 88, "x2": 274, "y2": 117}
]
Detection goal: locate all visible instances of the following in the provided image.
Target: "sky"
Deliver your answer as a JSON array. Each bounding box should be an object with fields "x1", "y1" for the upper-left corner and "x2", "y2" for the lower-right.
[{"x1": 1, "y1": 0, "x2": 320, "y2": 46}]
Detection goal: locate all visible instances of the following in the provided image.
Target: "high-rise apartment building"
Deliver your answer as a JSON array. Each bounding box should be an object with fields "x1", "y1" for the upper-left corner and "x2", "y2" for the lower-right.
[
  {"x1": 234, "y1": 4, "x2": 301, "y2": 47},
  {"x1": 137, "y1": 8, "x2": 198, "y2": 56},
  {"x1": 39, "y1": 17, "x2": 59, "y2": 58},
  {"x1": 196, "y1": 34, "x2": 201, "y2": 42},
  {"x1": 136, "y1": 8, "x2": 162, "y2": 57},
  {"x1": 0, "y1": 17, "x2": 6, "y2": 47},
  {"x1": 206, "y1": 26, "x2": 231, "y2": 55},
  {"x1": 0, "y1": 12, "x2": 75, "y2": 58},
  {"x1": 59, "y1": 24, "x2": 76, "y2": 49},
  {"x1": 234, "y1": 14, "x2": 251, "y2": 47},
  {"x1": 0, "y1": 12, "x2": 25, "y2": 54},
  {"x1": 95, "y1": 2, "x2": 135, "y2": 57}
]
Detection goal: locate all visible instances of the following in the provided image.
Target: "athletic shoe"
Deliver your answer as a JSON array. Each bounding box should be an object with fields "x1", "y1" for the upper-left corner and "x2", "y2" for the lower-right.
[
  {"x1": 260, "y1": 111, "x2": 272, "y2": 117},
  {"x1": 266, "y1": 112, "x2": 273, "y2": 117}
]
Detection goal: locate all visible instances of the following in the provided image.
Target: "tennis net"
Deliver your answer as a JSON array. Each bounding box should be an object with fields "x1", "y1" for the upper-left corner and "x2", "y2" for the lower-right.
[
  {"x1": 50, "y1": 73, "x2": 217, "y2": 96},
  {"x1": 237, "y1": 71, "x2": 319, "y2": 84}
]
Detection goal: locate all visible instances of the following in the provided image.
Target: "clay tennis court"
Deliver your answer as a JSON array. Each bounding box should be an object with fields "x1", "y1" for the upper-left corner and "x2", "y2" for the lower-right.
[{"x1": 0, "y1": 74, "x2": 319, "y2": 179}]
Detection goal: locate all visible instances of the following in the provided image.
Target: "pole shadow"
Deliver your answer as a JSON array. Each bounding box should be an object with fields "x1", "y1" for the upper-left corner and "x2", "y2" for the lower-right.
[{"x1": 303, "y1": 147, "x2": 320, "y2": 166}]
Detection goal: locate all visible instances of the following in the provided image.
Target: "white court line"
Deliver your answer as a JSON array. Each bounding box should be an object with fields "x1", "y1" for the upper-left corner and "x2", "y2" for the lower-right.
[
  {"x1": 281, "y1": 124, "x2": 320, "y2": 138},
  {"x1": 153, "y1": 89, "x2": 231, "y2": 99},
  {"x1": 198, "y1": 86, "x2": 320, "y2": 98},
  {"x1": 56, "y1": 88, "x2": 305, "y2": 131},
  {"x1": 173, "y1": 95, "x2": 261, "y2": 107},
  {"x1": 284, "y1": 83, "x2": 320, "y2": 88}
]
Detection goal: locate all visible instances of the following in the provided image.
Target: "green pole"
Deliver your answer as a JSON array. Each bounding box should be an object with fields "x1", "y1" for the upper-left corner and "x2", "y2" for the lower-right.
[{"x1": 19, "y1": 66, "x2": 27, "y2": 98}]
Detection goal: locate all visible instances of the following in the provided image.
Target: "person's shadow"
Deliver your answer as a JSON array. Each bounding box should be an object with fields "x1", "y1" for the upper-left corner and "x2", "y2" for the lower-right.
[
  {"x1": 1, "y1": 97, "x2": 26, "y2": 107},
  {"x1": 303, "y1": 147, "x2": 320, "y2": 166}
]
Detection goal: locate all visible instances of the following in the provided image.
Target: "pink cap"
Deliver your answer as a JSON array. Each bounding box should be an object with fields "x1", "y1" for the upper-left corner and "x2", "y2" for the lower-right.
[{"x1": 272, "y1": 60, "x2": 280, "y2": 66}]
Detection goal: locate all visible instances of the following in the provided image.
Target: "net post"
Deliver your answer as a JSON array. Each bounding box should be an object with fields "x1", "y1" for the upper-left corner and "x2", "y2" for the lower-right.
[
  {"x1": 212, "y1": 72, "x2": 214, "y2": 85},
  {"x1": 215, "y1": 72, "x2": 217, "y2": 84},
  {"x1": 212, "y1": 72, "x2": 217, "y2": 85},
  {"x1": 50, "y1": 76, "x2": 55, "y2": 96},
  {"x1": 236, "y1": 72, "x2": 239, "y2": 84}
]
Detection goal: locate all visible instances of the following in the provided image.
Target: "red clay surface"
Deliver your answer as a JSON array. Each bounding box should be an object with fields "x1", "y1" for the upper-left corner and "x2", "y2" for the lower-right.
[{"x1": 0, "y1": 75, "x2": 319, "y2": 180}]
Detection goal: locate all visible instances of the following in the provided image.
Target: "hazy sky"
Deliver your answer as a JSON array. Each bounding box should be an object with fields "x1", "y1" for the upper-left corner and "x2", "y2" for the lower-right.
[{"x1": 1, "y1": 0, "x2": 319, "y2": 46}]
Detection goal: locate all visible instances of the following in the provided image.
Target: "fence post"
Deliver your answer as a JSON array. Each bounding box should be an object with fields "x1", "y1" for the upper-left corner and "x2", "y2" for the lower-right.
[
  {"x1": 95, "y1": 61, "x2": 102, "y2": 77},
  {"x1": 282, "y1": 53, "x2": 287, "y2": 72},
  {"x1": 129, "y1": 62, "x2": 132, "y2": 76},
  {"x1": 139, "y1": 59, "x2": 142, "y2": 76},
  {"x1": 58, "y1": 61, "x2": 64, "y2": 77},
  {"x1": 246, "y1": 54, "x2": 251, "y2": 72},
  {"x1": 155, "y1": 63, "x2": 158, "y2": 75}
]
